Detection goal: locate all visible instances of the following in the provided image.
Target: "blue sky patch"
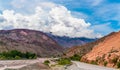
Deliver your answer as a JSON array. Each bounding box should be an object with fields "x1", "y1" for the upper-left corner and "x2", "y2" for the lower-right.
[{"x1": 0, "y1": 0, "x2": 120, "y2": 37}]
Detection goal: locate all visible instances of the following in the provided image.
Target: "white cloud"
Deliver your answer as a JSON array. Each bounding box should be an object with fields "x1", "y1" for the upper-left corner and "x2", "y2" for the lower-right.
[
  {"x1": 0, "y1": 2, "x2": 101, "y2": 38},
  {"x1": 71, "y1": 11, "x2": 88, "y2": 19}
]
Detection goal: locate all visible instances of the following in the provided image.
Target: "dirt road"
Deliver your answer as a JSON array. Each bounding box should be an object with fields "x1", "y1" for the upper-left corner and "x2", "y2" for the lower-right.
[{"x1": 67, "y1": 61, "x2": 116, "y2": 70}]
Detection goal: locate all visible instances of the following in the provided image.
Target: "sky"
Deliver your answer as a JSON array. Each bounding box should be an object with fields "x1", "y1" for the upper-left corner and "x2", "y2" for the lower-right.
[{"x1": 0, "y1": 0, "x2": 120, "y2": 38}]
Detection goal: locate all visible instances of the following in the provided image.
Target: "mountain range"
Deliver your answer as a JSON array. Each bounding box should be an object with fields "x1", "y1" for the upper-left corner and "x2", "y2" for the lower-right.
[
  {"x1": 47, "y1": 33, "x2": 96, "y2": 47},
  {"x1": 0, "y1": 29, "x2": 63, "y2": 57},
  {"x1": 0, "y1": 28, "x2": 120, "y2": 68}
]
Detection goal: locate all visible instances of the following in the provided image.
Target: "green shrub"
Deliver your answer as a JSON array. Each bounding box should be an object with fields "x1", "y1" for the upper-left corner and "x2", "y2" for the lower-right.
[
  {"x1": 90, "y1": 60, "x2": 98, "y2": 65},
  {"x1": 104, "y1": 61, "x2": 108, "y2": 66},
  {"x1": 44, "y1": 60, "x2": 50, "y2": 65},
  {"x1": 112, "y1": 57, "x2": 118, "y2": 64},
  {"x1": 117, "y1": 62, "x2": 120, "y2": 68},
  {"x1": 58, "y1": 58, "x2": 71, "y2": 65},
  {"x1": 25, "y1": 52, "x2": 37, "y2": 59},
  {"x1": 10, "y1": 50, "x2": 22, "y2": 57},
  {"x1": 0, "y1": 55, "x2": 6, "y2": 60},
  {"x1": 0, "y1": 50, "x2": 37, "y2": 60},
  {"x1": 15, "y1": 56, "x2": 21, "y2": 59},
  {"x1": 70, "y1": 54, "x2": 81, "y2": 61}
]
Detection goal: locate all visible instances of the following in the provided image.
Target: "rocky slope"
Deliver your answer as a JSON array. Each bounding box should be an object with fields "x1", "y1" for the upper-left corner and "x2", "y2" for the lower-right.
[
  {"x1": 81, "y1": 31, "x2": 120, "y2": 68},
  {"x1": 47, "y1": 33, "x2": 96, "y2": 47},
  {"x1": 0, "y1": 29, "x2": 63, "y2": 57},
  {"x1": 65, "y1": 32, "x2": 113, "y2": 57}
]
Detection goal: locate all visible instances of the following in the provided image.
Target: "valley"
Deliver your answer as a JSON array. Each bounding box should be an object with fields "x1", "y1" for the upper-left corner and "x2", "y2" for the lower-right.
[
  {"x1": 0, "y1": 58, "x2": 116, "y2": 70},
  {"x1": 0, "y1": 0, "x2": 120, "y2": 70},
  {"x1": 0, "y1": 29, "x2": 120, "y2": 70}
]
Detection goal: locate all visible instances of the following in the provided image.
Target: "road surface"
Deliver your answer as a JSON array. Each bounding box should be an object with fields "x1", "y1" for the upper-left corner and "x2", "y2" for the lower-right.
[{"x1": 67, "y1": 61, "x2": 116, "y2": 70}]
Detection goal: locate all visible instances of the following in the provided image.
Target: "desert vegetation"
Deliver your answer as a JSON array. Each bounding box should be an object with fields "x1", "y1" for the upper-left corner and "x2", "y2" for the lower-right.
[
  {"x1": 104, "y1": 61, "x2": 108, "y2": 66},
  {"x1": 0, "y1": 50, "x2": 37, "y2": 60},
  {"x1": 117, "y1": 62, "x2": 120, "y2": 68},
  {"x1": 90, "y1": 60, "x2": 98, "y2": 65},
  {"x1": 58, "y1": 58, "x2": 71, "y2": 65},
  {"x1": 70, "y1": 54, "x2": 81, "y2": 61},
  {"x1": 44, "y1": 60, "x2": 50, "y2": 66}
]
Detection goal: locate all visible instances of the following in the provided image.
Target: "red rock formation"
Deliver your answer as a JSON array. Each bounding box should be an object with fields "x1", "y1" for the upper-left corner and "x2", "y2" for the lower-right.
[{"x1": 81, "y1": 31, "x2": 120, "y2": 68}]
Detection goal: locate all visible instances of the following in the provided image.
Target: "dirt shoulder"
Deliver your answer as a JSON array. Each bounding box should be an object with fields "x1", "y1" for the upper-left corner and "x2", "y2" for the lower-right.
[{"x1": 0, "y1": 58, "x2": 50, "y2": 70}]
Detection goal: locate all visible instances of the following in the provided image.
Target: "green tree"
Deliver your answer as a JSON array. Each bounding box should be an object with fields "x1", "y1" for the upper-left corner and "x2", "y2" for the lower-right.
[{"x1": 0, "y1": 50, "x2": 37, "y2": 60}]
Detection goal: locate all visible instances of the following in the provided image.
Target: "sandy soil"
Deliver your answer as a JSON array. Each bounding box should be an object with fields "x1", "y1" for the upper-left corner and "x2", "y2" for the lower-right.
[
  {"x1": 0, "y1": 58, "x2": 49, "y2": 70},
  {"x1": 0, "y1": 58, "x2": 117, "y2": 70}
]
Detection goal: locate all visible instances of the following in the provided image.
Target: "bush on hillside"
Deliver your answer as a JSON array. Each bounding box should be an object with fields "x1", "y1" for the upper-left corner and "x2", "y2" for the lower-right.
[
  {"x1": 70, "y1": 54, "x2": 81, "y2": 61},
  {"x1": 90, "y1": 60, "x2": 98, "y2": 65},
  {"x1": 112, "y1": 57, "x2": 118, "y2": 64},
  {"x1": 117, "y1": 62, "x2": 120, "y2": 68},
  {"x1": 104, "y1": 61, "x2": 108, "y2": 66}
]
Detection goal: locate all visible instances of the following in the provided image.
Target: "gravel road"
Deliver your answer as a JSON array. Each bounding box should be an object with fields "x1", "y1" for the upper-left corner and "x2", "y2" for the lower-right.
[{"x1": 67, "y1": 61, "x2": 116, "y2": 70}]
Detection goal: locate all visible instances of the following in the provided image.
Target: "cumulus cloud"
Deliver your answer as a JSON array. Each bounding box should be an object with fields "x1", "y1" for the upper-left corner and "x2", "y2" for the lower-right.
[{"x1": 0, "y1": 2, "x2": 101, "y2": 38}]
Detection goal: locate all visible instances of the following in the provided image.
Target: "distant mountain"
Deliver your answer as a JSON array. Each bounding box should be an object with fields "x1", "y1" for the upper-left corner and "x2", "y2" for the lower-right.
[
  {"x1": 66, "y1": 32, "x2": 114, "y2": 57},
  {"x1": 47, "y1": 33, "x2": 96, "y2": 47},
  {"x1": 0, "y1": 29, "x2": 64, "y2": 57}
]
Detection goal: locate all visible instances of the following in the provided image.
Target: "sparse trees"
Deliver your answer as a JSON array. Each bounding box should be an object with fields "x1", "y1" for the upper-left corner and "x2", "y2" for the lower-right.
[{"x1": 0, "y1": 50, "x2": 37, "y2": 60}]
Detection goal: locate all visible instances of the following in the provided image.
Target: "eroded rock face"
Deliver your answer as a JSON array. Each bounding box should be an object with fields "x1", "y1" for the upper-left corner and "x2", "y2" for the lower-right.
[
  {"x1": 81, "y1": 31, "x2": 120, "y2": 68},
  {"x1": 0, "y1": 29, "x2": 64, "y2": 57}
]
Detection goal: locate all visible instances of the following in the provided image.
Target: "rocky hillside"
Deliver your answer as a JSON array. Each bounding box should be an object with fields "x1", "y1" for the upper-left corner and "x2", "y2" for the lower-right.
[
  {"x1": 81, "y1": 31, "x2": 120, "y2": 68},
  {"x1": 65, "y1": 32, "x2": 115, "y2": 57},
  {"x1": 0, "y1": 29, "x2": 64, "y2": 57},
  {"x1": 47, "y1": 33, "x2": 96, "y2": 47}
]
